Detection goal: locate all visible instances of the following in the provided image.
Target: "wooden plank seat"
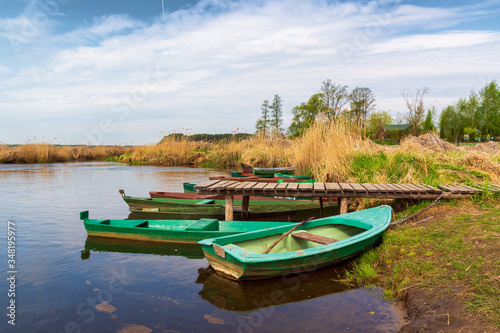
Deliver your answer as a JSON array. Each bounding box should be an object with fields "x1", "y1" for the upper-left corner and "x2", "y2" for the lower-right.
[
  {"x1": 185, "y1": 219, "x2": 219, "y2": 231},
  {"x1": 291, "y1": 231, "x2": 338, "y2": 245}
]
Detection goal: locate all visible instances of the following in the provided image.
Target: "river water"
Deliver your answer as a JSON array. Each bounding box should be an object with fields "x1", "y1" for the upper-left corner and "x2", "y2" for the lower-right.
[{"x1": 0, "y1": 162, "x2": 402, "y2": 332}]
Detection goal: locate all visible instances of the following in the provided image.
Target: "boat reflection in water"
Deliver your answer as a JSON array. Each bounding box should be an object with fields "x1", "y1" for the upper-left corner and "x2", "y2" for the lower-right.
[
  {"x1": 196, "y1": 265, "x2": 351, "y2": 312},
  {"x1": 81, "y1": 236, "x2": 205, "y2": 260}
]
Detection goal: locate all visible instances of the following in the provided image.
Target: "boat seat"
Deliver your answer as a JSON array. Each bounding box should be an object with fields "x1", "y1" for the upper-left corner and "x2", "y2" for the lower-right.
[
  {"x1": 291, "y1": 231, "x2": 338, "y2": 245},
  {"x1": 185, "y1": 218, "x2": 219, "y2": 231},
  {"x1": 196, "y1": 199, "x2": 216, "y2": 205}
]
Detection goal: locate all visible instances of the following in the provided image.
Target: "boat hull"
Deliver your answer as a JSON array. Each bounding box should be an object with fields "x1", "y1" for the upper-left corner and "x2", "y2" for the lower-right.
[
  {"x1": 124, "y1": 199, "x2": 339, "y2": 222},
  {"x1": 81, "y1": 211, "x2": 295, "y2": 244},
  {"x1": 199, "y1": 206, "x2": 392, "y2": 280},
  {"x1": 252, "y1": 167, "x2": 295, "y2": 175}
]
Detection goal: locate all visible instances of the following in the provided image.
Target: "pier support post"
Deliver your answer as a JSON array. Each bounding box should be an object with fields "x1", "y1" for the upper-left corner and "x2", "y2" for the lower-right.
[
  {"x1": 241, "y1": 195, "x2": 249, "y2": 221},
  {"x1": 225, "y1": 194, "x2": 234, "y2": 221},
  {"x1": 339, "y1": 197, "x2": 348, "y2": 214}
]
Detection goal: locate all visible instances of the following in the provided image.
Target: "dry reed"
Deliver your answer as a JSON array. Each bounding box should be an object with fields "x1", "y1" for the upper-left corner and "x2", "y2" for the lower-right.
[{"x1": 0, "y1": 143, "x2": 132, "y2": 163}]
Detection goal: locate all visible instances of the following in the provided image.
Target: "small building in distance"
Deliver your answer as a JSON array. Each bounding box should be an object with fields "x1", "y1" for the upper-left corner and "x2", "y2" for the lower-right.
[{"x1": 382, "y1": 124, "x2": 412, "y2": 143}]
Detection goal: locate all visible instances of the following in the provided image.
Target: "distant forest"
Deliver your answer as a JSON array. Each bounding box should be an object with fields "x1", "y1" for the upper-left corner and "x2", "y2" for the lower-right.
[{"x1": 161, "y1": 133, "x2": 252, "y2": 143}]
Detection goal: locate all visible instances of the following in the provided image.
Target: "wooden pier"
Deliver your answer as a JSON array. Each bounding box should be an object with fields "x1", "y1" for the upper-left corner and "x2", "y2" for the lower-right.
[{"x1": 194, "y1": 180, "x2": 483, "y2": 220}]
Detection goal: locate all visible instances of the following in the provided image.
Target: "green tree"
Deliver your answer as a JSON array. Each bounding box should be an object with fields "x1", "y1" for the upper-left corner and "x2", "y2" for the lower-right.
[
  {"x1": 288, "y1": 93, "x2": 325, "y2": 137},
  {"x1": 366, "y1": 111, "x2": 392, "y2": 139},
  {"x1": 270, "y1": 94, "x2": 284, "y2": 135},
  {"x1": 421, "y1": 109, "x2": 436, "y2": 133},
  {"x1": 255, "y1": 100, "x2": 271, "y2": 134},
  {"x1": 439, "y1": 105, "x2": 463, "y2": 144},
  {"x1": 478, "y1": 80, "x2": 500, "y2": 138}
]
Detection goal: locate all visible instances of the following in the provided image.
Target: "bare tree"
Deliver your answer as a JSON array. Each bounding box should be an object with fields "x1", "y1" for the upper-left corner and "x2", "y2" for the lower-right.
[
  {"x1": 402, "y1": 87, "x2": 430, "y2": 135},
  {"x1": 320, "y1": 79, "x2": 349, "y2": 118},
  {"x1": 349, "y1": 87, "x2": 375, "y2": 128}
]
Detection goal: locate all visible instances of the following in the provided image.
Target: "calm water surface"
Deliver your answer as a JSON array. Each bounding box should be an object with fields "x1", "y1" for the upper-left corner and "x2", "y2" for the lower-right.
[{"x1": 0, "y1": 162, "x2": 401, "y2": 332}]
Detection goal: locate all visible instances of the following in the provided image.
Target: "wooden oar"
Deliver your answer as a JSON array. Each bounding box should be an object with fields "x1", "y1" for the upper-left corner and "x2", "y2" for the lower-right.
[{"x1": 263, "y1": 217, "x2": 314, "y2": 254}]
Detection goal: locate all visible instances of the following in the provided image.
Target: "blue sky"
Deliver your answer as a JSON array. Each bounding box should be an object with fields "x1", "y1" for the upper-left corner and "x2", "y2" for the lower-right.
[{"x1": 1, "y1": 0, "x2": 499, "y2": 145}]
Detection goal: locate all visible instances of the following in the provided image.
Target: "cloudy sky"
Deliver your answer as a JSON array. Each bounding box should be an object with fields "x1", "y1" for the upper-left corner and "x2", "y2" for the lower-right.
[{"x1": 1, "y1": 0, "x2": 499, "y2": 145}]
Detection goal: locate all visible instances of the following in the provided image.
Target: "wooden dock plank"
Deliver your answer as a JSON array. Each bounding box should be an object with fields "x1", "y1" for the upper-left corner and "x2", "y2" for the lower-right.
[
  {"x1": 421, "y1": 184, "x2": 443, "y2": 193},
  {"x1": 275, "y1": 182, "x2": 289, "y2": 191},
  {"x1": 313, "y1": 182, "x2": 326, "y2": 194},
  {"x1": 286, "y1": 183, "x2": 299, "y2": 194},
  {"x1": 401, "y1": 184, "x2": 422, "y2": 194},
  {"x1": 438, "y1": 185, "x2": 459, "y2": 194},
  {"x1": 242, "y1": 182, "x2": 258, "y2": 191},
  {"x1": 207, "y1": 181, "x2": 230, "y2": 192},
  {"x1": 194, "y1": 180, "x2": 221, "y2": 191},
  {"x1": 390, "y1": 184, "x2": 411, "y2": 193},
  {"x1": 360, "y1": 183, "x2": 379, "y2": 193},
  {"x1": 252, "y1": 182, "x2": 269, "y2": 191},
  {"x1": 350, "y1": 183, "x2": 367, "y2": 193},
  {"x1": 371, "y1": 183, "x2": 389, "y2": 193},
  {"x1": 338, "y1": 183, "x2": 355, "y2": 192},
  {"x1": 298, "y1": 182, "x2": 314, "y2": 192},
  {"x1": 263, "y1": 183, "x2": 279, "y2": 192},
  {"x1": 325, "y1": 182, "x2": 342, "y2": 194},
  {"x1": 414, "y1": 184, "x2": 432, "y2": 193},
  {"x1": 380, "y1": 184, "x2": 401, "y2": 194}
]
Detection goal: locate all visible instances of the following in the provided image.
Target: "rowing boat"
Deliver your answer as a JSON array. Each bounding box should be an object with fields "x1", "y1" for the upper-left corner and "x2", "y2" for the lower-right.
[
  {"x1": 120, "y1": 192, "x2": 338, "y2": 221},
  {"x1": 198, "y1": 205, "x2": 392, "y2": 280},
  {"x1": 274, "y1": 172, "x2": 313, "y2": 180},
  {"x1": 252, "y1": 167, "x2": 295, "y2": 175},
  {"x1": 80, "y1": 211, "x2": 296, "y2": 244}
]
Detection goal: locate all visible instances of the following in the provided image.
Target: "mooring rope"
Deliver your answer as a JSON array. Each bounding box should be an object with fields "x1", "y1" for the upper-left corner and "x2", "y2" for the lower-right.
[{"x1": 390, "y1": 191, "x2": 444, "y2": 226}]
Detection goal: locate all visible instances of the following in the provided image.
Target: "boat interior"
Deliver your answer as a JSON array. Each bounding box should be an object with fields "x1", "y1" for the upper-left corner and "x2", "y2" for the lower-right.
[{"x1": 224, "y1": 224, "x2": 370, "y2": 254}]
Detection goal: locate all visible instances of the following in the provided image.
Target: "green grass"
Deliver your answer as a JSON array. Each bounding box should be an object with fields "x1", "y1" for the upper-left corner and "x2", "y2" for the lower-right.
[
  {"x1": 344, "y1": 200, "x2": 500, "y2": 327},
  {"x1": 350, "y1": 152, "x2": 439, "y2": 185}
]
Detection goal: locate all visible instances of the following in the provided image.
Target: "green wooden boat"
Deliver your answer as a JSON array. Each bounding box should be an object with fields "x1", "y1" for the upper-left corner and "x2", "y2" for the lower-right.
[
  {"x1": 252, "y1": 167, "x2": 295, "y2": 175},
  {"x1": 198, "y1": 205, "x2": 392, "y2": 280},
  {"x1": 80, "y1": 211, "x2": 295, "y2": 244},
  {"x1": 274, "y1": 172, "x2": 313, "y2": 180},
  {"x1": 183, "y1": 182, "x2": 196, "y2": 193},
  {"x1": 121, "y1": 194, "x2": 339, "y2": 222}
]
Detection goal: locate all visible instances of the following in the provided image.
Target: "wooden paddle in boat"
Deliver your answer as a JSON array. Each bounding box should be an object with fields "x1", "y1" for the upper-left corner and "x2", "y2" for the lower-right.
[{"x1": 263, "y1": 217, "x2": 314, "y2": 254}]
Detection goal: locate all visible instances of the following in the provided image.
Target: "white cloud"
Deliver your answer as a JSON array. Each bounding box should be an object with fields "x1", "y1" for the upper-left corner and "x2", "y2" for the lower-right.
[{"x1": 0, "y1": 0, "x2": 499, "y2": 144}]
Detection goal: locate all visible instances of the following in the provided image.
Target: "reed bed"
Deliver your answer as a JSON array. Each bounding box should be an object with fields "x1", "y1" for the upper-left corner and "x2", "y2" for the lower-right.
[
  {"x1": 0, "y1": 143, "x2": 132, "y2": 163},
  {"x1": 4, "y1": 123, "x2": 499, "y2": 187}
]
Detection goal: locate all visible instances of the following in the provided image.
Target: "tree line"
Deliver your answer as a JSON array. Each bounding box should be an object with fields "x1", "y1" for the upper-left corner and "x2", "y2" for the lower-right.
[
  {"x1": 439, "y1": 81, "x2": 500, "y2": 142},
  {"x1": 256, "y1": 79, "x2": 500, "y2": 142}
]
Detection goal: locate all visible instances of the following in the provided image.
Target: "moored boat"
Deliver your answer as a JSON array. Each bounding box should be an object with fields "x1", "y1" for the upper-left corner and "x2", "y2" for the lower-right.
[
  {"x1": 80, "y1": 211, "x2": 296, "y2": 244},
  {"x1": 120, "y1": 192, "x2": 338, "y2": 221},
  {"x1": 274, "y1": 172, "x2": 313, "y2": 180},
  {"x1": 198, "y1": 205, "x2": 392, "y2": 280},
  {"x1": 252, "y1": 166, "x2": 295, "y2": 175}
]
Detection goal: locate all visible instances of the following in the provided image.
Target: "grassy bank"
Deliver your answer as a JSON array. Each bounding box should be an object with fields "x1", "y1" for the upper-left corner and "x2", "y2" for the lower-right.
[
  {"x1": 0, "y1": 144, "x2": 133, "y2": 163},
  {"x1": 344, "y1": 199, "x2": 500, "y2": 328}
]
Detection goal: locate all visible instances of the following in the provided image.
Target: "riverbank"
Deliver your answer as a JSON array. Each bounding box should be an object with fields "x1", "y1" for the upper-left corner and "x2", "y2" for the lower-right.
[{"x1": 345, "y1": 198, "x2": 500, "y2": 331}]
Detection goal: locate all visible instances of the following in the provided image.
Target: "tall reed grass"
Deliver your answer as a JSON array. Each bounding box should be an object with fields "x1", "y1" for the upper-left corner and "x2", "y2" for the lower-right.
[
  {"x1": 0, "y1": 144, "x2": 132, "y2": 163},
  {"x1": 6, "y1": 121, "x2": 499, "y2": 187}
]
